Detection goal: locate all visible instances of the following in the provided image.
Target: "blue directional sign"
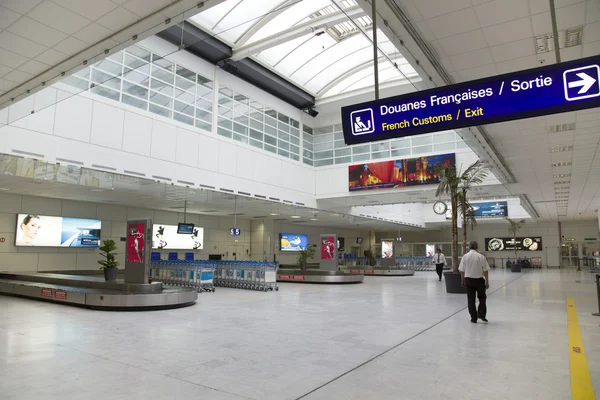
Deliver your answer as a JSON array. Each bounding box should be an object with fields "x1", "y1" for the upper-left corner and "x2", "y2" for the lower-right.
[
  {"x1": 230, "y1": 228, "x2": 241, "y2": 236},
  {"x1": 342, "y1": 55, "x2": 600, "y2": 145}
]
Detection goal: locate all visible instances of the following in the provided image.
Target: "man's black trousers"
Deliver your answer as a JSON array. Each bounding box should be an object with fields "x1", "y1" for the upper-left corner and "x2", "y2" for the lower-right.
[{"x1": 465, "y1": 277, "x2": 487, "y2": 320}]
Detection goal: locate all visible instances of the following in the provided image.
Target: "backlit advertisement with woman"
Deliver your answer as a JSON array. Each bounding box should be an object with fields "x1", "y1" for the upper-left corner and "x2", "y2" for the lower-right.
[{"x1": 15, "y1": 214, "x2": 101, "y2": 247}]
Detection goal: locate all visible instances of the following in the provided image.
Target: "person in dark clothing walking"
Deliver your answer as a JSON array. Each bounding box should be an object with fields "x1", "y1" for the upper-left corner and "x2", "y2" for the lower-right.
[
  {"x1": 432, "y1": 248, "x2": 446, "y2": 281},
  {"x1": 459, "y1": 241, "x2": 490, "y2": 323}
]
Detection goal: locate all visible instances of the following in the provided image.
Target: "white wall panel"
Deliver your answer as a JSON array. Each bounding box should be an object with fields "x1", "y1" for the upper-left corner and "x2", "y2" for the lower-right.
[
  {"x1": 176, "y1": 127, "x2": 200, "y2": 167},
  {"x1": 0, "y1": 125, "x2": 57, "y2": 160},
  {"x1": 38, "y1": 253, "x2": 77, "y2": 271},
  {"x1": 96, "y1": 204, "x2": 127, "y2": 222},
  {"x1": 218, "y1": 141, "x2": 238, "y2": 177},
  {"x1": 76, "y1": 252, "x2": 99, "y2": 270},
  {"x1": 9, "y1": 88, "x2": 57, "y2": 135},
  {"x1": 54, "y1": 95, "x2": 93, "y2": 141},
  {"x1": 197, "y1": 134, "x2": 219, "y2": 172},
  {"x1": 235, "y1": 147, "x2": 254, "y2": 181},
  {"x1": 61, "y1": 200, "x2": 97, "y2": 218},
  {"x1": 21, "y1": 196, "x2": 62, "y2": 216},
  {"x1": 122, "y1": 111, "x2": 152, "y2": 156},
  {"x1": 0, "y1": 213, "x2": 17, "y2": 233},
  {"x1": 90, "y1": 102, "x2": 124, "y2": 150},
  {"x1": 151, "y1": 119, "x2": 177, "y2": 162},
  {"x1": 0, "y1": 253, "x2": 38, "y2": 271},
  {"x1": 0, "y1": 193, "x2": 23, "y2": 215},
  {"x1": 7, "y1": 93, "x2": 34, "y2": 124}
]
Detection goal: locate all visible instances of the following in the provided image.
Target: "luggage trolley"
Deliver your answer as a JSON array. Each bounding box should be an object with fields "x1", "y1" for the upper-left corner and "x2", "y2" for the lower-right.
[{"x1": 213, "y1": 261, "x2": 279, "y2": 291}]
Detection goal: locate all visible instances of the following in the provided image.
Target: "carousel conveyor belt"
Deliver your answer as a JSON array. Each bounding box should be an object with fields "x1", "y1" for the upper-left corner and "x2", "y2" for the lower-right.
[
  {"x1": 0, "y1": 272, "x2": 197, "y2": 310},
  {"x1": 276, "y1": 268, "x2": 364, "y2": 284},
  {"x1": 341, "y1": 267, "x2": 415, "y2": 276}
]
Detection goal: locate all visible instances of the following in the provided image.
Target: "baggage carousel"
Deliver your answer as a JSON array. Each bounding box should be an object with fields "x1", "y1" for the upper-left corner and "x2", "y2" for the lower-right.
[
  {"x1": 341, "y1": 267, "x2": 415, "y2": 276},
  {"x1": 0, "y1": 272, "x2": 197, "y2": 310},
  {"x1": 277, "y1": 268, "x2": 364, "y2": 284}
]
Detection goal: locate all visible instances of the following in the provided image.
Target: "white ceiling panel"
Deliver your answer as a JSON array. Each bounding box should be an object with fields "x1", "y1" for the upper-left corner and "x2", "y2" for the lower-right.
[
  {"x1": 482, "y1": 18, "x2": 533, "y2": 47},
  {"x1": 490, "y1": 38, "x2": 536, "y2": 62},
  {"x1": 52, "y1": 0, "x2": 118, "y2": 20},
  {"x1": 474, "y1": 0, "x2": 531, "y2": 27},
  {"x1": 7, "y1": 17, "x2": 68, "y2": 48},
  {"x1": 414, "y1": 0, "x2": 472, "y2": 20},
  {"x1": 0, "y1": 6, "x2": 21, "y2": 30},
  {"x1": 0, "y1": 0, "x2": 222, "y2": 110},
  {"x1": 27, "y1": 1, "x2": 91, "y2": 35},
  {"x1": 426, "y1": 8, "x2": 481, "y2": 39}
]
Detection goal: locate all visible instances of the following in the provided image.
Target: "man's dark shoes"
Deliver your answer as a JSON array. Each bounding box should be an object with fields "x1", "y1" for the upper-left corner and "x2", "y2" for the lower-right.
[
  {"x1": 479, "y1": 316, "x2": 488, "y2": 323},
  {"x1": 470, "y1": 319, "x2": 477, "y2": 323}
]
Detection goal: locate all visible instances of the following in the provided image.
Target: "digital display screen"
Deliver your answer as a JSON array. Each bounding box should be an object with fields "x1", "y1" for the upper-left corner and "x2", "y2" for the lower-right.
[
  {"x1": 342, "y1": 55, "x2": 600, "y2": 145},
  {"x1": 177, "y1": 223, "x2": 195, "y2": 234},
  {"x1": 356, "y1": 237, "x2": 364, "y2": 244},
  {"x1": 15, "y1": 214, "x2": 101, "y2": 247},
  {"x1": 280, "y1": 233, "x2": 308, "y2": 252},
  {"x1": 338, "y1": 237, "x2": 345, "y2": 251},
  {"x1": 446, "y1": 201, "x2": 508, "y2": 219},
  {"x1": 382, "y1": 240, "x2": 394, "y2": 258},
  {"x1": 349, "y1": 153, "x2": 455, "y2": 191},
  {"x1": 153, "y1": 224, "x2": 203, "y2": 250},
  {"x1": 485, "y1": 237, "x2": 543, "y2": 252},
  {"x1": 321, "y1": 236, "x2": 336, "y2": 260}
]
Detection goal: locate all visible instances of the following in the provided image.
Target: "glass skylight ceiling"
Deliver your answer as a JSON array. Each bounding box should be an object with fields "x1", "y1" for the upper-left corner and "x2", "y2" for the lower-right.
[{"x1": 190, "y1": 0, "x2": 420, "y2": 99}]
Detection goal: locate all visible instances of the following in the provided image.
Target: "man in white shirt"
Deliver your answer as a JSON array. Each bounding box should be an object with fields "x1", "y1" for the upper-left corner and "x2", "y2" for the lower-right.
[
  {"x1": 433, "y1": 248, "x2": 447, "y2": 281},
  {"x1": 458, "y1": 241, "x2": 490, "y2": 323}
]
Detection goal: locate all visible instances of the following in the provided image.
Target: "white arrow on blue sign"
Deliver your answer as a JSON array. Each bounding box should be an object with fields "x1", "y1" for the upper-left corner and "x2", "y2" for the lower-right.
[{"x1": 563, "y1": 65, "x2": 600, "y2": 101}]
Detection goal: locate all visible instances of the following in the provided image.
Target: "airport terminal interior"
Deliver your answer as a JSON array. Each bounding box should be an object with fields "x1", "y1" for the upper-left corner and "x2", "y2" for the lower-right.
[{"x1": 0, "y1": 0, "x2": 599, "y2": 399}]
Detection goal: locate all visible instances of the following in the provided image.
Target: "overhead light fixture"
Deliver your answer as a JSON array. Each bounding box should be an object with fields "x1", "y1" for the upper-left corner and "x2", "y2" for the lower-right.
[
  {"x1": 310, "y1": 218, "x2": 318, "y2": 221},
  {"x1": 552, "y1": 162, "x2": 572, "y2": 167},
  {"x1": 550, "y1": 146, "x2": 573, "y2": 152},
  {"x1": 553, "y1": 174, "x2": 571, "y2": 178},
  {"x1": 270, "y1": 213, "x2": 280, "y2": 216},
  {"x1": 0, "y1": 188, "x2": 10, "y2": 191},
  {"x1": 291, "y1": 215, "x2": 301, "y2": 219},
  {"x1": 554, "y1": 180, "x2": 570, "y2": 184}
]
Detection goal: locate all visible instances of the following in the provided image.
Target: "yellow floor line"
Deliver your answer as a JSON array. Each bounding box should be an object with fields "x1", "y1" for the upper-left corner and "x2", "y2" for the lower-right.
[{"x1": 566, "y1": 298, "x2": 596, "y2": 400}]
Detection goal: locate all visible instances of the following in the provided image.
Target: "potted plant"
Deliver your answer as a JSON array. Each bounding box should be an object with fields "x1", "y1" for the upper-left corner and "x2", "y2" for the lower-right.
[
  {"x1": 458, "y1": 160, "x2": 488, "y2": 255},
  {"x1": 297, "y1": 246, "x2": 315, "y2": 271},
  {"x1": 98, "y1": 239, "x2": 119, "y2": 281},
  {"x1": 436, "y1": 161, "x2": 488, "y2": 293},
  {"x1": 506, "y1": 217, "x2": 526, "y2": 272}
]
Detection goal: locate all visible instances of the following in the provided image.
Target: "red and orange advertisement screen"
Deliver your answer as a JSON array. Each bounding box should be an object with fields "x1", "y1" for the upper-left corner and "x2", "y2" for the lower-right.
[{"x1": 348, "y1": 153, "x2": 455, "y2": 191}]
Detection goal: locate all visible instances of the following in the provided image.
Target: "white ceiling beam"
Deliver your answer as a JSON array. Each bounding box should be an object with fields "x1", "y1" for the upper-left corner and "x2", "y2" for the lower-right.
[
  {"x1": 235, "y1": 0, "x2": 298, "y2": 47},
  {"x1": 230, "y1": 6, "x2": 366, "y2": 60}
]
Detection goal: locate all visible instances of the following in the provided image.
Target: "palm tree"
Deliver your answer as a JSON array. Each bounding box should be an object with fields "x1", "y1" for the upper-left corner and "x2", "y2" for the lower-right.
[
  {"x1": 435, "y1": 165, "x2": 461, "y2": 272},
  {"x1": 506, "y1": 217, "x2": 526, "y2": 264},
  {"x1": 459, "y1": 160, "x2": 489, "y2": 255}
]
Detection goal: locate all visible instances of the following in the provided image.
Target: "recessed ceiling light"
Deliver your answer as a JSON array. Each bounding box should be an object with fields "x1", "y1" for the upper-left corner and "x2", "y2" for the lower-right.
[
  {"x1": 553, "y1": 173, "x2": 571, "y2": 178},
  {"x1": 555, "y1": 185, "x2": 570, "y2": 189},
  {"x1": 552, "y1": 162, "x2": 572, "y2": 167},
  {"x1": 90, "y1": 189, "x2": 104, "y2": 192},
  {"x1": 291, "y1": 216, "x2": 301, "y2": 219},
  {"x1": 270, "y1": 213, "x2": 279, "y2": 216},
  {"x1": 332, "y1": 214, "x2": 340, "y2": 217},
  {"x1": 310, "y1": 218, "x2": 318, "y2": 221},
  {"x1": 554, "y1": 180, "x2": 570, "y2": 184},
  {"x1": 550, "y1": 146, "x2": 573, "y2": 152},
  {"x1": 0, "y1": 188, "x2": 10, "y2": 191}
]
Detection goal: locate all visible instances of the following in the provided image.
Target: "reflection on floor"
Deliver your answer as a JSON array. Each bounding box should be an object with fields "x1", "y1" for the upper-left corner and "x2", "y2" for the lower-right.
[{"x1": 0, "y1": 269, "x2": 598, "y2": 400}]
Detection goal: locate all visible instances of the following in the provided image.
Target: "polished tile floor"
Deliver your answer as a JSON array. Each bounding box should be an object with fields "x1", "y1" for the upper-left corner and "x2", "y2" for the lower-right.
[{"x1": 0, "y1": 269, "x2": 598, "y2": 400}]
